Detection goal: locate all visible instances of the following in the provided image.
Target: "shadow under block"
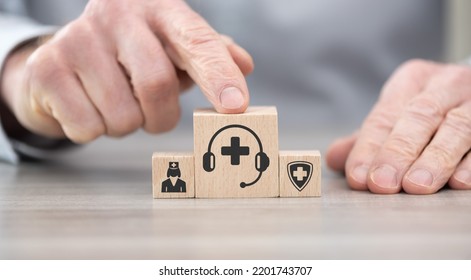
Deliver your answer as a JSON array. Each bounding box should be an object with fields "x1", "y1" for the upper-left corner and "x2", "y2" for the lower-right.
[
  {"x1": 152, "y1": 152, "x2": 195, "y2": 198},
  {"x1": 194, "y1": 107, "x2": 279, "y2": 198},
  {"x1": 279, "y1": 151, "x2": 321, "y2": 197}
]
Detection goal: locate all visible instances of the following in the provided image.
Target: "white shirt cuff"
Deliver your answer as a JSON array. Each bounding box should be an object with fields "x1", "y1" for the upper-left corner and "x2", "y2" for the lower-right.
[
  {"x1": 0, "y1": 124, "x2": 17, "y2": 164},
  {"x1": 0, "y1": 14, "x2": 57, "y2": 164}
]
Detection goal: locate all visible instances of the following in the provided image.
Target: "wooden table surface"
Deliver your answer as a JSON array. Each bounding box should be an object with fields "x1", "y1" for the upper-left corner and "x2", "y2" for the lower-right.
[{"x1": 1, "y1": 125, "x2": 470, "y2": 259}]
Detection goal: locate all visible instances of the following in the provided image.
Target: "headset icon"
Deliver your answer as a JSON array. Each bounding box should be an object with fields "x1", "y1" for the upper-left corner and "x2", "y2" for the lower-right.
[{"x1": 203, "y1": 124, "x2": 270, "y2": 188}]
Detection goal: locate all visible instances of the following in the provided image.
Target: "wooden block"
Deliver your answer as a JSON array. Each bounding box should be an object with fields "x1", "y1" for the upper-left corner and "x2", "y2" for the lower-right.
[
  {"x1": 279, "y1": 151, "x2": 321, "y2": 197},
  {"x1": 194, "y1": 107, "x2": 279, "y2": 198},
  {"x1": 152, "y1": 152, "x2": 195, "y2": 199}
]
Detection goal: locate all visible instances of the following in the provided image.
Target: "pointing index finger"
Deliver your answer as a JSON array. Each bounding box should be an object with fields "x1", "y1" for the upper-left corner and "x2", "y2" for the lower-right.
[{"x1": 149, "y1": 0, "x2": 250, "y2": 113}]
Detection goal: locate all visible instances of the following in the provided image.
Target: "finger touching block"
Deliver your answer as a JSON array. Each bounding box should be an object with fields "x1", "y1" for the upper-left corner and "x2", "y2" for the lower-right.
[
  {"x1": 194, "y1": 107, "x2": 279, "y2": 198},
  {"x1": 279, "y1": 151, "x2": 321, "y2": 197},
  {"x1": 152, "y1": 152, "x2": 195, "y2": 199}
]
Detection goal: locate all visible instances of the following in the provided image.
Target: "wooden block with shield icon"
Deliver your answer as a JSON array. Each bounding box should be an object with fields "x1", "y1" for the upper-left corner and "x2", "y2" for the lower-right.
[{"x1": 279, "y1": 150, "x2": 321, "y2": 197}]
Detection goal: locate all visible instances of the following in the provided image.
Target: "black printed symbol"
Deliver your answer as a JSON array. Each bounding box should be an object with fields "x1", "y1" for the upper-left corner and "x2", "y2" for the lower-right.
[
  {"x1": 161, "y1": 161, "x2": 186, "y2": 193},
  {"x1": 221, "y1": 136, "x2": 250, "y2": 165},
  {"x1": 287, "y1": 161, "x2": 313, "y2": 191},
  {"x1": 203, "y1": 124, "x2": 269, "y2": 188}
]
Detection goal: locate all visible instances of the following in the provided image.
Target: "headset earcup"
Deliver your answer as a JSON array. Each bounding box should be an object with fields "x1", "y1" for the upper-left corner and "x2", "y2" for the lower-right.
[
  {"x1": 255, "y1": 152, "x2": 270, "y2": 172},
  {"x1": 203, "y1": 152, "x2": 215, "y2": 172}
]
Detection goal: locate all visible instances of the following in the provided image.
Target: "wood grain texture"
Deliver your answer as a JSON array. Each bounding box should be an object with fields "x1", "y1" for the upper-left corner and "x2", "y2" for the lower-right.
[
  {"x1": 279, "y1": 150, "x2": 321, "y2": 197},
  {"x1": 194, "y1": 107, "x2": 279, "y2": 198},
  {"x1": 1, "y1": 128, "x2": 471, "y2": 259},
  {"x1": 152, "y1": 152, "x2": 194, "y2": 198}
]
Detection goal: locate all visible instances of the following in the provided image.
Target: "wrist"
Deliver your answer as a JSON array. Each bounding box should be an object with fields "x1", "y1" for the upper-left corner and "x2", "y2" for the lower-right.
[{"x1": 0, "y1": 36, "x2": 51, "y2": 139}]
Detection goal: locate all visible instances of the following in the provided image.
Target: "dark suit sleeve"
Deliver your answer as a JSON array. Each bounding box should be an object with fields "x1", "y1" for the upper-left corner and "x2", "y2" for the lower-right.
[{"x1": 0, "y1": 12, "x2": 60, "y2": 164}]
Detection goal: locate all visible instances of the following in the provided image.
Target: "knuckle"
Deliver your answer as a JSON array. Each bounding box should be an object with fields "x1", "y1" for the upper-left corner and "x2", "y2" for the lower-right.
[
  {"x1": 383, "y1": 135, "x2": 420, "y2": 159},
  {"x1": 134, "y1": 71, "x2": 178, "y2": 102},
  {"x1": 443, "y1": 108, "x2": 471, "y2": 138},
  {"x1": 66, "y1": 123, "x2": 105, "y2": 144},
  {"x1": 175, "y1": 16, "x2": 240, "y2": 80},
  {"x1": 53, "y1": 20, "x2": 101, "y2": 56},
  {"x1": 178, "y1": 25, "x2": 240, "y2": 78},
  {"x1": 60, "y1": 20, "x2": 94, "y2": 42},
  {"x1": 360, "y1": 137, "x2": 383, "y2": 153},
  {"x1": 196, "y1": 56, "x2": 238, "y2": 81},
  {"x1": 440, "y1": 65, "x2": 471, "y2": 86},
  {"x1": 145, "y1": 107, "x2": 181, "y2": 134},
  {"x1": 399, "y1": 59, "x2": 430, "y2": 75},
  {"x1": 425, "y1": 145, "x2": 456, "y2": 170},
  {"x1": 26, "y1": 46, "x2": 67, "y2": 86},
  {"x1": 392, "y1": 59, "x2": 436, "y2": 85},
  {"x1": 179, "y1": 20, "x2": 220, "y2": 52},
  {"x1": 404, "y1": 97, "x2": 443, "y2": 127},
  {"x1": 364, "y1": 109, "x2": 396, "y2": 132},
  {"x1": 84, "y1": 0, "x2": 133, "y2": 28},
  {"x1": 107, "y1": 113, "x2": 143, "y2": 137},
  {"x1": 86, "y1": 125, "x2": 106, "y2": 141},
  {"x1": 123, "y1": 113, "x2": 144, "y2": 132},
  {"x1": 345, "y1": 137, "x2": 381, "y2": 168}
]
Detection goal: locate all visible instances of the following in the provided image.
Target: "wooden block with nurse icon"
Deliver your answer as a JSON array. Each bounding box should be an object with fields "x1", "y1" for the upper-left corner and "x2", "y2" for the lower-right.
[{"x1": 152, "y1": 153, "x2": 195, "y2": 198}]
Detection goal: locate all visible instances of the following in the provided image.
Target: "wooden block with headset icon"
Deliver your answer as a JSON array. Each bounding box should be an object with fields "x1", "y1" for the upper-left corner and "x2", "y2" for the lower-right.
[{"x1": 194, "y1": 107, "x2": 279, "y2": 198}]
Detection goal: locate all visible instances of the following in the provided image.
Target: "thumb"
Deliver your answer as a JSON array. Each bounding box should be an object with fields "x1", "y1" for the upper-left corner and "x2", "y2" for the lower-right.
[{"x1": 151, "y1": 0, "x2": 250, "y2": 113}]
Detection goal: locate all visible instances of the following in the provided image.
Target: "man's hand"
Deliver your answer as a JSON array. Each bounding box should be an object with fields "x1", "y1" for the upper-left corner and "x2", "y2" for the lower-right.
[
  {"x1": 0, "y1": 0, "x2": 253, "y2": 143},
  {"x1": 327, "y1": 59, "x2": 471, "y2": 194}
]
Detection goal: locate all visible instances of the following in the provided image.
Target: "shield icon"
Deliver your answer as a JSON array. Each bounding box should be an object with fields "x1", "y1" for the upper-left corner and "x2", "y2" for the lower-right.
[{"x1": 287, "y1": 161, "x2": 313, "y2": 191}]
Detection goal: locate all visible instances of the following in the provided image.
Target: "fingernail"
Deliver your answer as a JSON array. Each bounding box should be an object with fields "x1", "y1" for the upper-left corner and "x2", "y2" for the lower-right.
[
  {"x1": 220, "y1": 87, "x2": 245, "y2": 110},
  {"x1": 454, "y1": 170, "x2": 471, "y2": 186},
  {"x1": 407, "y1": 168, "x2": 434, "y2": 187},
  {"x1": 352, "y1": 164, "x2": 369, "y2": 184},
  {"x1": 370, "y1": 164, "x2": 398, "y2": 188}
]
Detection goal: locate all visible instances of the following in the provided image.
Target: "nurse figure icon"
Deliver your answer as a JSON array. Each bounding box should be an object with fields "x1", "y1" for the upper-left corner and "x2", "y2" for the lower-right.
[{"x1": 161, "y1": 162, "x2": 187, "y2": 193}]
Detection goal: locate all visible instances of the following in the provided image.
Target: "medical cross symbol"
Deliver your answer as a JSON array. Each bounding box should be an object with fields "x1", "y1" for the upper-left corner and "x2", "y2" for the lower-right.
[
  {"x1": 221, "y1": 136, "x2": 250, "y2": 165},
  {"x1": 293, "y1": 166, "x2": 307, "y2": 181},
  {"x1": 287, "y1": 161, "x2": 313, "y2": 191},
  {"x1": 171, "y1": 162, "x2": 177, "y2": 168}
]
